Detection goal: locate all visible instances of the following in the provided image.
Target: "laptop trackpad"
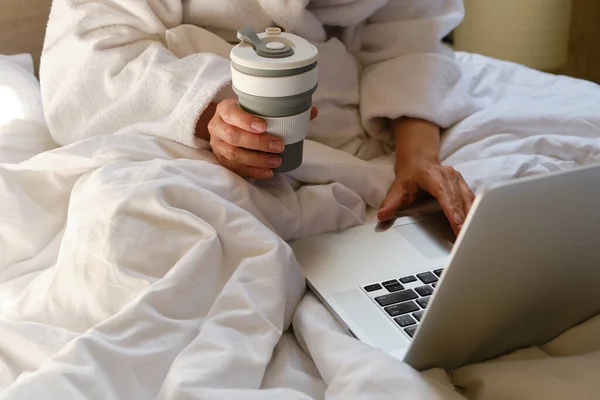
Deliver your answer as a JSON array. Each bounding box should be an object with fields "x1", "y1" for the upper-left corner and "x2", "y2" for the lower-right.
[
  {"x1": 394, "y1": 213, "x2": 454, "y2": 259},
  {"x1": 332, "y1": 289, "x2": 407, "y2": 353}
]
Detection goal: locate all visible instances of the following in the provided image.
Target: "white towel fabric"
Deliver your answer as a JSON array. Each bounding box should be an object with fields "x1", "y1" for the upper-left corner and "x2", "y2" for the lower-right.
[{"x1": 40, "y1": 0, "x2": 481, "y2": 160}]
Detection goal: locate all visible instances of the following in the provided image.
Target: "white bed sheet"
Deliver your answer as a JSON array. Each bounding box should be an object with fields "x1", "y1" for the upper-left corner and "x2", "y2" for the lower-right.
[{"x1": 1, "y1": 52, "x2": 600, "y2": 399}]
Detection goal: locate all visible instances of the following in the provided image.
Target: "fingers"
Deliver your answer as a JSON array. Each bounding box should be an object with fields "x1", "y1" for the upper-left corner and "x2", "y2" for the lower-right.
[
  {"x1": 211, "y1": 136, "x2": 282, "y2": 168},
  {"x1": 217, "y1": 99, "x2": 266, "y2": 133},
  {"x1": 209, "y1": 100, "x2": 319, "y2": 180},
  {"x1": 378, "y1": 183, "x2": 405, "y2": 222},
  {"x1": 421, "y1": 178, "x2": 460, "y2": 235},
  {"x1": 445, "y1": 167, "x2": 466, "y2": 225},
  {"x1": 210, "y1": 114, "x2": 284, "y2": 153},
  {"x1": 310, "y1": 106, "x2": 319, "y2": 121},
  {"x1": 418, "y1": 166, "x2": 466, "y2": 236},
  {"x1": 209, "y1": 101, "x2": 283, "y2": 180},
  {"x1": 215, "y1": 100, "x2": 285, "y2": 152},
  {"x1": 377, "y1": 179, "x2": 423, "y2": 221},
  {"x1": 216, "y1": 154, "x2": 274, "y2": 180},
  {"x1": 458, "y1": 174, "x2": 476, "y2": 217}
]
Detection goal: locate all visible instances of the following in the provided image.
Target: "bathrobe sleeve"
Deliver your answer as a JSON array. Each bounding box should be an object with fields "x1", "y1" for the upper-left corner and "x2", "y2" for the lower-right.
[
  {"x1": 40, "y1": 0, "x2": 232, "y2": 148},
  {"x1": 358, "y1": 0, "x2": 478, "y2": 136}
]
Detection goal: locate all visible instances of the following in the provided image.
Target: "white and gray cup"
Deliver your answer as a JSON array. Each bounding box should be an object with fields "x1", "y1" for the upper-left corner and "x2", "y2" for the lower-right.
[{"x1": 230, "y1": 27, "x2": 319, "y2": 173}]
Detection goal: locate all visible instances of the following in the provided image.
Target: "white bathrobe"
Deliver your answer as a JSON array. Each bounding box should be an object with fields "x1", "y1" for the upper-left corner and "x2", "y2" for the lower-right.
[{"x1": 41, "y1": 0, "x2": 479, "y2": 160}]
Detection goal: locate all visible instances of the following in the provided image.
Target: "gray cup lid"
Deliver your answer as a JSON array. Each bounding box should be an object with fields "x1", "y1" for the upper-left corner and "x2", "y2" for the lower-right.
[
  {"x1": 237, "y1": 27, "x2": 294, "y2": 59},
  {"x1": 230, "y1": 27, "x2": 318, "y2": 72}
]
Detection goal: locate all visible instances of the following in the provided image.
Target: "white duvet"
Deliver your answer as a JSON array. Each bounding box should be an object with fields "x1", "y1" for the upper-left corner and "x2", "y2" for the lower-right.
[{"x1": 1, "y1": 53, "x2": 600, "y2": 399}]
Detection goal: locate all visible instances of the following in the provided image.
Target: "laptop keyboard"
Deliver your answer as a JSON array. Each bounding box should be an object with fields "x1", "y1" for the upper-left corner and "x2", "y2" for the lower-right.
[{"x1": 362, "y1": 267, "x2": 444, "y2": 339}]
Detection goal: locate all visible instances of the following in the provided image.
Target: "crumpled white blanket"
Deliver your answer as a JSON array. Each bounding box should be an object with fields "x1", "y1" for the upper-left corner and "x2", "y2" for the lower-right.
[{"x1": 1, "y1": 53, "x2": 600, "y2": 399}]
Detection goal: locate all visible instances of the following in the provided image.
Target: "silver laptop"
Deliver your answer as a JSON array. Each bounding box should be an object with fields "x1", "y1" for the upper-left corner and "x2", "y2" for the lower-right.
[{"x1": 289, "y1": 163, "x2": 600, "y2": 371}]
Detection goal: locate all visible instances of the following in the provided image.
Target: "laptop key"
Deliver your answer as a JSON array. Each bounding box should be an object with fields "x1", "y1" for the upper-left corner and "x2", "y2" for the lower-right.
[
  {"x1": 375, "y1": 289, "x2": 418, "y2": 307},
  {"x1": 382, "y1": 279, "x2": 399, "y2": 286},
  {"x1": 385, "y1": 283, "x2": 404, "y2": 292},
  {"x1": 404, "y1": 325, "x2": 418, "y2": 338},
  {"x1": 412, "y1": 310, "x2": 424, "y2": 321},
  {"x1": 399, "y1": 275, "x2": 417, "y2": 284},
  {"x1": 394, "y1": 314, "x2": 416, "y2": 327},
  {"x1": 434, "y1": 268, "x2": 444, "y2": 277},
  {"x1": 415, "y1": 285, "x2": 433, "y2": 297},
  {"x1": 364, "y1": 284, "x2": 382, "y2": 292},
  {"x1": 416, "y1": 296, "x2": 431, "y2": 309},
  {"x1": 385, "y1": 301, "x2": 419, "y2": 317},
  {"x1": 416, "y1": 272, "x2": 438, "y2": 284}
]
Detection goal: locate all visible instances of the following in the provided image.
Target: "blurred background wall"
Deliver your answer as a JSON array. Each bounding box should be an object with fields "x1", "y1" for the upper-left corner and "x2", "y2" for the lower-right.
[
  {"x1": 562, "y1": 0, "x2": 600, "y2": 83},
  {"x1": 453, "y1": 0, "x2": 600, "y2": 83}
]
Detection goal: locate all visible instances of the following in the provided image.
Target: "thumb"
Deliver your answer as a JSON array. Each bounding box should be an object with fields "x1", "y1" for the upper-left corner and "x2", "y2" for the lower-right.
[{"x1": 377, "y1": 184, "x2": 405, "y2": 222}]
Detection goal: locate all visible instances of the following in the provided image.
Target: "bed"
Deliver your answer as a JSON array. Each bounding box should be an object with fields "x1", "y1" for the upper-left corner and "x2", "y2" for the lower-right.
[{"x1": 1, "y1": 1, "x2": 600, "y2": 399}]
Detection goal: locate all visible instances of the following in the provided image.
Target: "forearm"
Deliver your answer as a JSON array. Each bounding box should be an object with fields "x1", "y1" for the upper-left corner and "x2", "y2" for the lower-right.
[
  {"x1": 391, "y1": 117, "x2": 441, "y2": 171},
  {"x1": 358, "y1": 0, "x2": 471, "y2": 132},
  {"x1": 42, "y1": 0, "x2": 231, "y2": 148}
]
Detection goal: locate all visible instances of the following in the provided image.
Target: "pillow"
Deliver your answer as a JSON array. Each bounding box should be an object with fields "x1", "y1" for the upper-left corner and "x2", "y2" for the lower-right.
[
  {"x1": 0, "y1": 54, "x2": 44, "y2": 126},
  {"x1": 0, "y1": 53, "x2": 57, "y2": 163}
]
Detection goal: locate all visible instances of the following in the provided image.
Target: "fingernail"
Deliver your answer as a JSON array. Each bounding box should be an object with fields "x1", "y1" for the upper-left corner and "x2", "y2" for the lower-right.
[
  {"x1": 251, "y1": 121, "x2": 266, "y2": 133},
  {"x1": 454, "y1": 212, "x2": 463, "y2": 225},
  {"x1": 268, "y1": 156, "x2": 282, "y2": 168},
  {"x1": 270, "y1": 140, "x2": 284, "y2": 152},
  {"x1": 263, "y1": 170, "x2": 274, "y2": 179}
]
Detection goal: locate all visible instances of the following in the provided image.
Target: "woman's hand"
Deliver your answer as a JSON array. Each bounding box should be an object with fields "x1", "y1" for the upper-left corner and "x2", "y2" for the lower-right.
[
  {"x1": 378, "y1": 117, "x2": 475, "y2": 236},
  {"x1": 201, "y1": 99, "x2": 317, "y2": 180},
  {"x1": 378, "y1": 160, "x2": 475, "y2": 235}
]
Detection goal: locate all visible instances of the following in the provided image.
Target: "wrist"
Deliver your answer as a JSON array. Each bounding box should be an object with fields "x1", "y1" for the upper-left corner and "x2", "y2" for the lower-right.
[
  {"x1": 395, "y1": 155, "x2": 440, "y2": 175},
  {"x1": 392, "y1": 117, "x2": 441, "y2": 172},
  {"x1": 390, "y1": 116, "x2": 437, "y2": 132}
]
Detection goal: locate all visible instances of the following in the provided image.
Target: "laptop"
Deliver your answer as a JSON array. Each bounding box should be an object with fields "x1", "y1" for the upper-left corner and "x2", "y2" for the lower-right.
[{"x1": 289, "y1": 164, "x2": 600, "y2": 371}]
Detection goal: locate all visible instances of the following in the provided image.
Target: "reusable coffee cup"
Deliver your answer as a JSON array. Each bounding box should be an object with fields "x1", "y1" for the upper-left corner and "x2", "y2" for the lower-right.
[{"x1": 230, "y1": 27, "x2": 319, "y2": 173}]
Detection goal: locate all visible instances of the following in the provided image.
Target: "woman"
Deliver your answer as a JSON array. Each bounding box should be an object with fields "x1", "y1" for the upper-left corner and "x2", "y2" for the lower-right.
[{"x1": 41, "y1": 0, "x2": 478, "y2": 235}]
